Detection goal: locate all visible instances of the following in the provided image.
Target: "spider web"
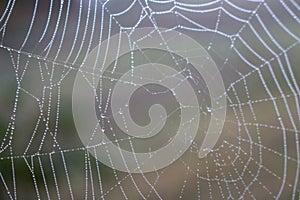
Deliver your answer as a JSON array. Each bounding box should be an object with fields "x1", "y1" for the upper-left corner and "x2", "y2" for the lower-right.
[{"x1": 0, "y1": 0, "x2": 299, "y2": 199}]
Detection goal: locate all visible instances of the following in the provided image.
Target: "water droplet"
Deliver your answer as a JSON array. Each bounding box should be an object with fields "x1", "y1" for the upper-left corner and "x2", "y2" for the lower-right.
[
  {"x1": 207, "y1": 107, "x2": 212, "y2": 113},
  {"x1": 100, "y1": 114, "x2": 106, "y2": 118},
  {"x1": 203, "y1": 148, "x2": 211, "y2": 152},
  {"x1": 118, "y1": 109, "x2": 123, "y2": 115}
]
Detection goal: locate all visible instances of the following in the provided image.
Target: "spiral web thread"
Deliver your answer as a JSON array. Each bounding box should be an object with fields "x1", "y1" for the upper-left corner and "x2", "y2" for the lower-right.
[{"x1": 0, "y1": 0, "x2": 299, "y2": 199}]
